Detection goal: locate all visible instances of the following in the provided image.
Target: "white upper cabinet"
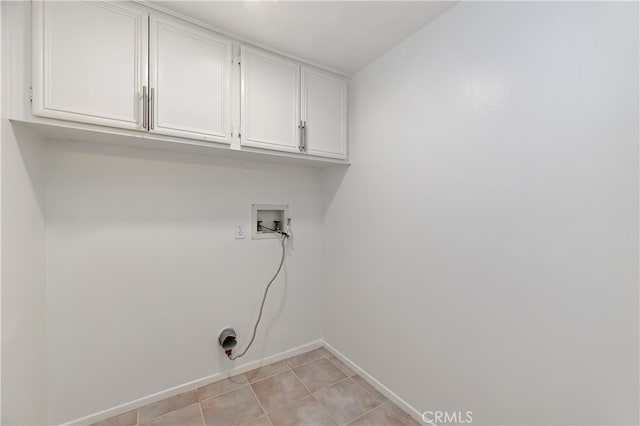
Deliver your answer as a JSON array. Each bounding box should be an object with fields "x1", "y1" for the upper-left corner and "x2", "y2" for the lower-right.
[
  {"x1": 149, "y1": 15, "x2": 232, "y2": 143},
  {"x1": 32, "y1": 1, "x2": 148, "y2": 130},
  {"x1": 240, "y1": 46, "x2": 301, "y2": 153},
  {"x1": 301, "y1": 67, "x2": 348, "y2": 159},
  {"x1": 30, "y1": 1, "x2": 348, "y2": 163}
]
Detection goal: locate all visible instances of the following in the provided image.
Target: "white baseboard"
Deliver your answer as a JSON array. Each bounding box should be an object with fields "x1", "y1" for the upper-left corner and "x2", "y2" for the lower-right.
[
  {"x1": 65, "y1": 339, "x2": 324, "y2": 426},
  {"x1": 321, "y1": 340, "x2": 424, "y2": 425}
]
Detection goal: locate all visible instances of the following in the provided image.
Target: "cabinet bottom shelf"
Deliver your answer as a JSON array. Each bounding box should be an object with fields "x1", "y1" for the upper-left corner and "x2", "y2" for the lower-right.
[{"x1": 11, "y1": 118, "x2": 350, "y2": 168}]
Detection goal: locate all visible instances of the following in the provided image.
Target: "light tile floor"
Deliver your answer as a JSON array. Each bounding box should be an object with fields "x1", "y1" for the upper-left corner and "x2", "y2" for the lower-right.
[{"x1": 92, "y1": 347, "x2": 419, "y2": 426}]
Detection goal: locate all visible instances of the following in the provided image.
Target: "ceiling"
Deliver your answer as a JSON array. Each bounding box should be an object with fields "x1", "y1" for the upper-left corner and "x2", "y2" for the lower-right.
[{"x1": 150, "y1": 1, "x2": 457, "y2": 75}]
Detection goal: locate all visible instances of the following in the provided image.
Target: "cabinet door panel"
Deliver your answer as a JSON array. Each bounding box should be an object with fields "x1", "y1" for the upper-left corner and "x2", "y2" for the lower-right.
[
  {"x1": 302, "y1": 67, "x2": 347, "y2": 159},
  {"x1": 33, "y1": 1, "x2": 147, "y2": 129},
  {"x1": 241, "y1": 47, "x2": 300, "y2": 153},
  {"x1": 150, "y1": 15, "x2": 231, "y2": 143}
]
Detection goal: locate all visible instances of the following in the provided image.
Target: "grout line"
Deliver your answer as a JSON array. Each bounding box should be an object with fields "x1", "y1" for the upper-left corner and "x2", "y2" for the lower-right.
[
  {"x1": 195, "y1": 373, "x2": 260, "y2": 402},
  {"x1": 244, "y1": 369, "x2": 291, "y2": 388},
  {"x1": 324, "y1": 354, "x2": 356, "y2": 377},
  {"x1": 262, "y1": 413, "x2": 274, "y2": 426},
  {"x1": 245, "y1": 363, "x2": 292, "y2": 385},
  {"x1": 290, "y1": 356, "x2": 350, "y2": 394},
  {"x1": 348, "y1": 372, "x2": 416, "y2": 424},
  {"x1": 288, "y1": 354, "x2": 342, "y2": 394},
  {"x1": 246, "y1": 381, "x2": 270, "y2": 423},
  {"x1": 288, "y1": 362, "x2": 343, "y2": 426},
  {"x1": 284, "y1": 351, "x2": 326, "y2": 369},
  {"x1": 322, "y1": 375, "x2": 352, "y2": 389},
  {"x1": 197, "y1": 381, "x2": 249, "y2": 403},
  {"x1": 350, "y1": 375, "x2": 386, "y2": 403},
  {"x1": 347, "y1": 404, "x2": 381, "y2": 425},
  {"x1": 246, "y1": 349, "x2": 330, "y2": 388},
  {"x1": 256, "y1": 362, "x2": 315, "y2": 415},
  {"x1": 139, "y1": 391, "x2": 199, "y2": 423},
  {"x1": 311, "y1": 393, "x2": 342, "y2": 426},
  {"x1": 348, "y1": 375, "x2": 388, "y2": 417},
  {"x1": 195, "y1": 381, "x2": 269, "y2": 425},
  {"x1": 287, "y1": 367, "x2": 313, "y2": 397},
  {"x1": 247, "y1": 384, "x2": 273, "y2": 425},
  {"x1": 310, "y1": 393, "x2": 343, "y2": 426},
  {"x1": 198, "y1": 402, "x2": 206, "y2": 426},
  {"x1": 140, "y1": 402, "x2": 202, "y2": 425},
  {"x1": 338, "y1": 375, "x2": 417, "y2": 425},
  {"x1": 383, "y1": 401, "x2": 422, "y2": 426},
  {"x1": 323, "y1": 376, "x2": 382, "y2": 425},
  {"x1": 317, "y1": 355, "x2": 354, "y2": 380},
  {"x1": 267, "y1": 391, "x2": 313, "y2": 415}
]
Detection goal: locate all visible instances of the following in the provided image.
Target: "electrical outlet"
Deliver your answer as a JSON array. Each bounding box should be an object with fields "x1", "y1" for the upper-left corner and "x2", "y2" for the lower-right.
[{"x1": 235, "y1": 224, "x2": 246, "y2": 239}]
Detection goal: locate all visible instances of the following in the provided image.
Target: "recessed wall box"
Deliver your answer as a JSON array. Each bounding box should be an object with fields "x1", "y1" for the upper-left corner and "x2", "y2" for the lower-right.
[{"x1": 252, "y1": 204, "x2": 289, "y2": 239}]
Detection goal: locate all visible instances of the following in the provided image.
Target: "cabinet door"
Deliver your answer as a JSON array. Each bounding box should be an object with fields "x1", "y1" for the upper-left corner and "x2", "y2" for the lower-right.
[
  {"x1": 150, "y1": 15, "x2": 232, "y2": 143},
  {"x1": 301, "y1": 67, "x2": 348, "y2": 159},
  {"x1": 240, "y1": 46, "x2": 301, "y2": 153},
  {"x1": 32, "y1": 1, "x2": 148, "y2": 130}
]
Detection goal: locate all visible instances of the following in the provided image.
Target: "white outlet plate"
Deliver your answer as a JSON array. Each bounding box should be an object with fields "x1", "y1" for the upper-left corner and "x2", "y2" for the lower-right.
[{"x1": 234, "y1": 224, "x2": 246, "y2": 239}]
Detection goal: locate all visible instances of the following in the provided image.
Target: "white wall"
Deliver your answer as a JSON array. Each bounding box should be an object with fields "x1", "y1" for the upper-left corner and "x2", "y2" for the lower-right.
[
  {"x1": 0, "y1": 122, "x2": 47, "y2": 425},
  {"x1": 45, "y1": 141, "x2": 325, "y2": 423},
  {"x1": 1, "y1": 2, "x2": 3, "y2": 420},
  {"x1": 323, "y1": 2, "x2": 639, "y2": 425},
  {"x1": 1, "y1": 2, "x2": 48, "y2": 423}
]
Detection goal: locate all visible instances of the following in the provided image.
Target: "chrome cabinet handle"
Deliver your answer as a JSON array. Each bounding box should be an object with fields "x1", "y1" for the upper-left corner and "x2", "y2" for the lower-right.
[
  {"x1": 142, "y1": 86, "x2": 148, "y2": 130},
  {"x1": 150, "y1": 88, "x2": 155, "y2": 130},
  {"x1": 302, "y1": 121, "x2": 307, "y2": 152},
  {"x1": 298, "y1": 120, "x2": 304, "y2": 151}
]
